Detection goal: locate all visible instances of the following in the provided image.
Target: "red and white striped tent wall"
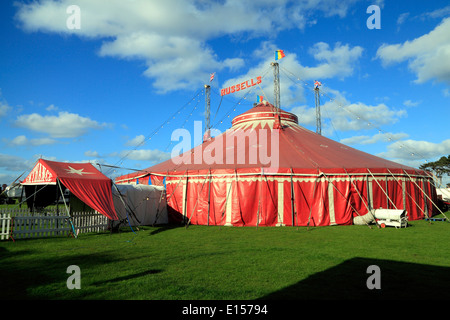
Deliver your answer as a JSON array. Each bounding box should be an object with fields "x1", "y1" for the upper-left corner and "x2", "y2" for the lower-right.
[{"x1": 115, "y1": 101, "x2": 438, "y2": 227}]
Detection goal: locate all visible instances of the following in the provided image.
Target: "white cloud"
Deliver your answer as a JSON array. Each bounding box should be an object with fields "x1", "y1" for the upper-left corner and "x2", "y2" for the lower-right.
[
  {"x1": 422, "y1": 5, "x2": 450, "y2": 19},
  {"x1": 125, "y1": 135, "x2": 146, "y2": 147},
  {"x1": 396, "y1": 12, "x2": 410, "y2": 26},
  {"x1": 220, "y1": 41, "x2": 364, "y2": 108},
  {"x1": 3, "y1": 135, "x2": 57, "y2": 146},
  {"x1": 376, "y1": 17, "x2": 450, "y2": 85},
  {"x1": 15, "y1": 111, "x2": 106, "y2": 138},
  {"x1": 403, "y1": 99, "x2": 421, "y2": 107},
  {"x1": 379, "y1": 139, "x2": 450, "y2": 161},
  {"x1": 443, "y1": 88, "x2": 450, "y2": 97},
  {"x1": 84, "y1": 150, "x2": 101, "y2": 158},
  {"x1": 121, "y1": 149, "x2": 170, "y2": 163},
  {"x1": 0, "y1": 153, "x2": 32, "y2": 172},
  {"x1": 340, "y1": 132, "x2": 409, "y2": 146},
  {"x1": 302, "y1": 42, "x2": 364, "y2": 80},
  {"x1": 323, "y1": 101, "x2": 406, "y2": 132},
  {"x1": 288, "y1": 83, "x2": 408, "y2": 137},
  {"x1": 46, "y1": 104, "x2": 58, "y2": 112},
  {"x1": 15, "y1": 0, "x2": 362, "y2": 93},
  {"x1": 0, "y1": 101, "x2": 11, "y2": 118}
]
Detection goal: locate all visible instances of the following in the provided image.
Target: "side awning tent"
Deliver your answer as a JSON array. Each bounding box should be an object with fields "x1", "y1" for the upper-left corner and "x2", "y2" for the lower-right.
[
  {"x1": 112, "y1": 184, "x2": 168, "y2": 226},
  {"x1": 21, "y1": 159, "x2": 118, "y2": 220}
]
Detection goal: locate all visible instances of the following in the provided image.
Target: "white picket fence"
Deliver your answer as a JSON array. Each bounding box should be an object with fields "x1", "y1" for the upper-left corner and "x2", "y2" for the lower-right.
[
  {"x1": 1, "y1": 213, "x2": 11, "y2": 240},
  {"x1": 0, "y1": 210, "x2": 109, "y2": 240}
]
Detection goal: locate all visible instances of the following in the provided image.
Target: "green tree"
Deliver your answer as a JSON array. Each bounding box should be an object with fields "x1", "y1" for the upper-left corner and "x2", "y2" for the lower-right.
[{"x1": 420, "y1": 155, "x2": 450, "y2": 185}]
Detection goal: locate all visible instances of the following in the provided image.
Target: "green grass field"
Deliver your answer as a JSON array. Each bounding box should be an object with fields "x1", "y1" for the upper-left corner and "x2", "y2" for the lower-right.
[{"x1": 1, "y1": 214, "x2": 449, "y2": 301}]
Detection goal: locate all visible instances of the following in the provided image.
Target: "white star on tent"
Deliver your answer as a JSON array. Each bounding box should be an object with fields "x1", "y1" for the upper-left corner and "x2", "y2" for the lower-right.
[{"x1": 65, "y1": 166, "x2": 95, "y2": 175}]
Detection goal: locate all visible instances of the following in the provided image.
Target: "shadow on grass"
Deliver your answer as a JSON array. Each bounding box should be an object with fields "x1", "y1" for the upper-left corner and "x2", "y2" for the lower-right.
[
  {"x1": 258, "y1": 257, "x2": 450, "y2": 300},
  {"x1": 149, "y1": 224, "x2": 186, "y2": 236},
  {"x1": 92, "y1": 269, "x2": 162, "y2": 285},
  {"x1": 0, "y1": 244, "x2": 164, "y2": 300}
]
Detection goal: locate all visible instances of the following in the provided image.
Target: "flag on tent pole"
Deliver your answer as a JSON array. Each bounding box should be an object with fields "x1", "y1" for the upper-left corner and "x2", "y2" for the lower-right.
[
  {"x1": 275, "y1": 50, "x2": 285, "y2": 60},
  {"x1": 257, "y1": 95, "x2": 263, "y2": 103},
  {"x1": 314, "y1": 80, "x2": 322, "y2": 89},
  {"x1": 210, "y1": 72, "x2": 215, "y2": 82}
]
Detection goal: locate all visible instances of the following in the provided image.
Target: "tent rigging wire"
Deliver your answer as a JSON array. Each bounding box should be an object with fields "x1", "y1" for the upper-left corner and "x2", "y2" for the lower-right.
[
  {"x1": 152, "y1": 187, "x2": 166, "y2": 226},
  {"x1": 386, "y1": 168, "x2": 429, "y2": 221},
  {"x1": 57, "y1": 179, "x2": 77, "y2": 238},
  {"x1": 367, "y1": 168, "x2": 399, "y2": 211},
  {"x1": 280, "y1": 66, "x2": 434, "y2": 167},
  {"x1": 112, "y1": 183, "x2": 141, "y2": 224},
  {"x1": 343, "y1": 167, "x2": 376, "y2": 228},
  {"x1": 403, "y1": 169, "x2": 449, "y2": 221},
  {"x1": 281, "y1": 67, "x2": 445, "y2": 222},
  {"x1": 211, "y1": 67, "x2": 272, "y2": 129},
  {"x1": 160, "y1": 95, "x2": 203, "y2": 156},
  {"x1": 110, "y1": 68, "x2": 272, "y2": 183},
  {"x1": 105, "y1": 89, "x2": 203, "y2": 176}
]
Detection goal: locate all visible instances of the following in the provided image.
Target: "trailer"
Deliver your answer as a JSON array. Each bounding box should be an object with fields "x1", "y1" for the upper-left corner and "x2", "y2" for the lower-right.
[{"x1": 373, "y1": 209, "x2": 408, "y2": 228}]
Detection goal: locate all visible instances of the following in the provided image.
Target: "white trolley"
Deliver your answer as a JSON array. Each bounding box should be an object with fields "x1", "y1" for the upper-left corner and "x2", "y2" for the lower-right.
[{"x1": 373, "y1": 209, "x2": 408, "y2": 228}]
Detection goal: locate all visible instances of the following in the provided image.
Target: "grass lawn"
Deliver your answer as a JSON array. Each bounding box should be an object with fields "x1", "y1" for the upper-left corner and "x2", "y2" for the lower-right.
[{"x1": 1, "y1": 214, "x2": 449, "y2": 301}]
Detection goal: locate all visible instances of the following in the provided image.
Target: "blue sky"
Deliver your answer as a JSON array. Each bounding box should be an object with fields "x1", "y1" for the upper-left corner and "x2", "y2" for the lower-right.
[{"x1": 0, "y1": 0, "x2": 449, "y2": 186}]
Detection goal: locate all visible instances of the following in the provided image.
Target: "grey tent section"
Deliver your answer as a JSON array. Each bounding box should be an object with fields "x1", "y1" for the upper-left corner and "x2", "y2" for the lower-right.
[{"x1": 112, "y1": 184, "x2": 168, "y2": 226}]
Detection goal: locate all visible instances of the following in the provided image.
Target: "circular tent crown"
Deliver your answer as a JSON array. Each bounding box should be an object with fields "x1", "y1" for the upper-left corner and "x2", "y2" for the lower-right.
[{"x1": 231, "y1": 101, "x2": 298, "y2": 128}]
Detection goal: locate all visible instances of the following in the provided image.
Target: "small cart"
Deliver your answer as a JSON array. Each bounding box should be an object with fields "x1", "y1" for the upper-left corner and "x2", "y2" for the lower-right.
[{"x1": 373, "y1": 209, "x2": 408, "y2": 228}]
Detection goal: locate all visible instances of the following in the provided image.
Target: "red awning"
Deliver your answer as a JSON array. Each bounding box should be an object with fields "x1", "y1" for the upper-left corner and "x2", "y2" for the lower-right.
[{"x1": 22, "y1": 159, "x2": 118, "y2": 220}]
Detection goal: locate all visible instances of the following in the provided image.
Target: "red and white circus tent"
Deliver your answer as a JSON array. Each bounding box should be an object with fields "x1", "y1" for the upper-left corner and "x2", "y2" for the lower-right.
[
  {"x1": 22, "y1": 159, "x2": 118, "y2": 220},
  {"x1": 115, "y1": 101, "x2": 438, "y2": 227}
]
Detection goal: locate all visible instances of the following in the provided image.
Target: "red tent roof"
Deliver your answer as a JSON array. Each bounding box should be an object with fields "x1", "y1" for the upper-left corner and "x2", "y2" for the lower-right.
[
  {"x1": 116, "y1": 102, "x2": 424, "y2": 182},
  {"x1": 22, "y1": 159, "x2": 118, "y2": 220}
]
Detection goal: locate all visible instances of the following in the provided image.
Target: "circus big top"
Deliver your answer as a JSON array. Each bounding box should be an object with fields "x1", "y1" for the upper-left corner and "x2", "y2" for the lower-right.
[{"x1": 116, "y1": 100, "x2": 438, "y2": 227}]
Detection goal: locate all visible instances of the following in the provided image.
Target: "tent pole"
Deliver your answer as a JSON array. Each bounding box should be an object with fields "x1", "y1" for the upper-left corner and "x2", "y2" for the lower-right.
[
  {"x1": 57, "y1": 179, "x2": 77, "y2": 238},
  {"x1": 386, "y1": 169, "x2": 428, "y2": 221},
  {"x1": 19, "y1": 186, "x2": 24, "y2": 208},
  {"x1": 262, "y1": 174, "x2": 278, "y2": 226},
  {"x1": 186, "y1": 174, "x2": 209, "y2": 228},
  {"x1": 219, "y1": 174, "x2": 233, "y2": 229},
  {"x1": 183, "y1": 175, "x2": 188, "y2": 225},
  {"x1": 207, "y1": 169, "x2": 211, "y2": 226},
  {"x1": 164, "y1": 170, "x2": 188, "y2": 224},
  {"x1": 113, "y1": 183, "x2": 141, "y2": 226},
  {"x1": 367, "y1": 169, "x2": 398, "y2": 210},
  {"x1": 153, "y1": 186, "x2": 165, "y2": 227},
  {"x1": 322, "y1": 171, "x2": 366, "y2": 227},
  {"x1": 16, "y1": 184, "x2": 49, "y2": 209},
  {"x1": 234, "y1": 169, "x2": 244, "y2": 226},
  {"x1": 306, "y1": 174, "x2": 319, "y2": 231},
  {"x1": 343, "y1": 168, "x2": 375, "y2": 228},
  {"x1": 403, "y1": 169, "x2": 448, "y2": 221},
  {"x1": 32, "y1": 185, "x2": 37, "y2": 213},
  {"x1": 256, "y1": 169, "x2": 264, "y2": 229},
  {"x1": 290, "y1": 168, "x2": 296, "y2": 227},
  {"x1": 55, "y1": 183, "x2": 59, "y2": 215}
]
